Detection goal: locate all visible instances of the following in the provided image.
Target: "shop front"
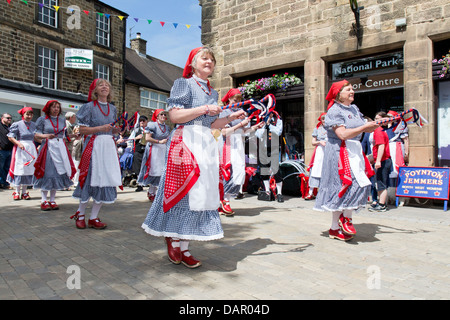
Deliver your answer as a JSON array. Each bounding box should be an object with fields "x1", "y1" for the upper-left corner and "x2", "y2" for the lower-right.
[{"x1": 329, "y1": 51, "x2": 404, "y2": 119}]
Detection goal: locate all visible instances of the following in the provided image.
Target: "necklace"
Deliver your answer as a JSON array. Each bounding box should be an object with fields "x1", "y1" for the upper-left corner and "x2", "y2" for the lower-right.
[
  {"x1": 157, "y1": 121, "x2": 167, "y2": 133},
  {"x1": 95, "y1": 100, "x2": 110, "y2": 117},
  {"x1": 47, "y1": 116, "x2": 59, "y2": 134},
  {"x1": 193, "y1": 77, "x2": 212, "y2": 95}
]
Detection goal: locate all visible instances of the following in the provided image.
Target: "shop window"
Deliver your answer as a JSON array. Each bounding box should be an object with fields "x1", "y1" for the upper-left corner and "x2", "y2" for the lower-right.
[
  {"x1": 38, "y1": 0, "x2": 58, "y2": 28},
  {"x1": 96, "y1": 13, "x2": 110, "y2": 47},
  {"x1": 140, "y1": 89, "x2": 168, "y2": 110},
  {"x1": 38, "y1": 46, "x2": 57, "y2": 89}
]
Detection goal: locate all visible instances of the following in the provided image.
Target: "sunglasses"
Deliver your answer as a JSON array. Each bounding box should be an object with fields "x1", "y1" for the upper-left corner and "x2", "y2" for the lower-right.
[
  {"x1": 4, "y1": 117, "x2": 12, "y2": 119},
  {"x1": 159, "y1": 114, "x2": 167, "y2": 117}
]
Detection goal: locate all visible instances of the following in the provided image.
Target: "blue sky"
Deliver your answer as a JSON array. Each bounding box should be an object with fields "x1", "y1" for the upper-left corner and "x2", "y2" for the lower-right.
[{"x1": 102, "y1": 0, "x2": 203, "y2": 68}]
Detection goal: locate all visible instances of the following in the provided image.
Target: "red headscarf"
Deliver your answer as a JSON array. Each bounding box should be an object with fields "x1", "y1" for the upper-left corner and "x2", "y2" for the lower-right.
[
  {"x1": 18, "y1": 107, "x2": 33, "y2": 119},
  {"x1": 88, "y1": 79, "x2": 99, "y2": 102},
  {"x1": 221, "y1": 88, "x2": 241, "y2": 105},
  {"x1": 151, "y1": 109, "x2": 164, "y2": 122},
  {"x1": 387, "y1": 110, "x2": 398, "y2": 117},
  {"x1": 326, "y1": 80, "x2": 350, "y2": 110},
  {"x1": 42, "y1": 100, "x2": 60, "y2": 115},
  {"x1": 183, "y1": 47, "x2": 202, "y2": 79},
  {"x1": 316, "y1": 112, "x2": 327, "y2": 128}
]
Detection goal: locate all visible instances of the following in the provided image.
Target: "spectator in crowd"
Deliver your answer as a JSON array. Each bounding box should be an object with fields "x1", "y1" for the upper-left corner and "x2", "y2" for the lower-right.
[
  {"x1": 132, "y1": 115, "x2": 148, "y2": 192},
  {"x1": 368, "y1": 111, "x2": 392, "y2": 213},
  {"x1": 0, "y1": 113, "x2": 14, "y2": 189}
]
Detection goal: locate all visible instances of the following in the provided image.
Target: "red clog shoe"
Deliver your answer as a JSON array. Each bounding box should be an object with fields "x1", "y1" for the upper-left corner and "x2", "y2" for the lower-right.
[
  {"x1": 70, "y1": 211, "x2": 86, "y2": 229},
  {"x1": 181, "y1": 250, "x2": 202, "y2": 269},
  {"x1": 21, "y1": 193, "x2": 31, "y2": 200},
  {"x1": 329, "y1": 228, "x2": 353, "y2": 241},
  {"x1": 13, "y1": 192, "x2": 20, "y2": 200},
  {"x1": 148, "y1": 193, "x2": 155, "y2": 202},
  {"x1": 165, "y1": 237, "x2": 181, "y2": 265},
  {"x1": 49, "y1": 201, "x2": 59, "y2": 210},
  {"x1": 220, "y1": 200, "x2": 234, "y2": 216},
  {"x1": 338, "y1": 214, "x2": 356, "y2": 235},
  {"x1": 304, "y1": 194, "x2": 315, "y2": 200},
  {"x1": 88, "y1": 218, "x2": 107, "y2": 229},
  {"x1": 40, "y1": 201, "x2": 51, "y2": 211}
]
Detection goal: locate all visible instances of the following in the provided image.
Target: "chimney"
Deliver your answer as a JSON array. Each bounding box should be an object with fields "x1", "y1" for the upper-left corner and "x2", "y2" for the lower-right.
[{"x1": 130, "y1": 32, "x2": 147, "y2": 56}]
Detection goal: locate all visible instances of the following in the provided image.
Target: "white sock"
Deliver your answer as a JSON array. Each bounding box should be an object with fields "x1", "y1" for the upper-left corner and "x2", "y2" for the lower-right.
[
  {"x1": 263, "y1": 180, "x2": 270, "y2": 191},
  {"x1": 90, "y1": 202, "x2": 102, "y2": 220},
  {"x1": 180, "y1": 240, "x2": 190, "y2": 256},
  {"x1": 331, "y1": 211, "x2": 342, "y2": 230},
  {"x1": 21, "y1": 185, "x2": 27, "y2": 194},
  {"x1": 224, "y1": 193, "x2": 231, "y2": 202},
  {"x1": 77, "y1": 202, "x2": 88, "y2": 219},
  {"x1": 41, "y1": 190, "x2": 48, "y2": 203},
  {"x1": 49, "y1": 190, "x2": 56, "y2": 202},
  {"x1": 276, "y1": 182, "x2": 282, "y2": 194},
  {"x1": 15, "y1": 186, "x2": 20, "y2": 194},
  {"x1": 343, "y1": 209, "x2": 353, "y2": 219},
  {"x1": 171, "y1": 237, "x2": 180, "y2": 248}
]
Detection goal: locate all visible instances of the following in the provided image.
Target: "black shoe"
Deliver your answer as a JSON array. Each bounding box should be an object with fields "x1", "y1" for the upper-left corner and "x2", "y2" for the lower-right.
[
  {"x1": 235, "y1": 192, "x2": 245, "y2": 200},
  {"x1": 276, "y1": 194, "x2": 284, "y2": 203},
  {"x1": 257, "y1": 191, "x2": 271, "y2": 201},
  {"x1": 368, "y1": 203, "x2": 387, "y2": 212},
  {"x1": 135, "y1": 186, "x2": 143, "y2": 192}
]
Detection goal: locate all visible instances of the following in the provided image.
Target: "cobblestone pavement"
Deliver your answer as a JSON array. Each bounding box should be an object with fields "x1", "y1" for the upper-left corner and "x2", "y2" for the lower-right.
[{"x1": 0, "y1": 186, "x2": 449, "y2": 301}]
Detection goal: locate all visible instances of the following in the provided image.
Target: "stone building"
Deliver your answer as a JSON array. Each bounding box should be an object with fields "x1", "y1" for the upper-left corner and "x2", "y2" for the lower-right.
[
  {"x1": 0, "y1": 0, "x2": 127, "y2": 121},
  {"x1": 200, "y1": 0, "x2": 450, "y2": 167}
]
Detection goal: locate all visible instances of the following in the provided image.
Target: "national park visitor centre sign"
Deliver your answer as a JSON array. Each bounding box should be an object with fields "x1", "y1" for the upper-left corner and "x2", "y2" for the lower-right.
[{"x1": 331, "y1": 51, "x2": 404, "y2": 92}]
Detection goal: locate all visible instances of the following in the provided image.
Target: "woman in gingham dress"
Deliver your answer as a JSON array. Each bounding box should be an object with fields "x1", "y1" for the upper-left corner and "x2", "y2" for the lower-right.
[
  {"x1": 70, "y1": 79, "x2": 122, "y2": 230},
  {"x1": 137, "y1": 109, "x2": 170, "y2": 201},
  {"x1": 33, "y1": 100, "x2": 75, "y2": 211},
  {"x1": 141, "y1": 47, "x2": 245, "y2": 268},
  {"x1": 313, "y1": 80, "x2": 379, "y2": 241},
  {"x1": 7, "y1": 107, "x2": 37, "y2": 200}
]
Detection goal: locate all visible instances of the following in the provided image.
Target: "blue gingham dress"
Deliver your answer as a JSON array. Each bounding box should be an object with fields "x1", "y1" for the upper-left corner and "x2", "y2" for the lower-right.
[
  {"x1": 72, "y1": 101, "x2": 118, "y2": 204},
  {"x1": 33, "y1": 116, "x2": 73, "y2": 191},
  {"x1": 141, "y1": 76, "x2": 224, "y2": 241},
  {"x1": 7, "y1": 120, "x2": 36, "y2": 186},
  {"x1": 137, "y1": 121, "x2": 170, "y2": 187},
  {"x1": 308, "y1": 125, "x2": 327, "y2": 188},
  {"x1": 313, "y1": 102, "x2": 370, "y2": 212}
]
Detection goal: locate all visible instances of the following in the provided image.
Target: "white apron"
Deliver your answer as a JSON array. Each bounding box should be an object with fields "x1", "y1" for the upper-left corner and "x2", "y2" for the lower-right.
[
  {"x1": 90, "y1": 135, "x2": 122, "y2": 187},
  {"x1": 13, "y1": 140, "x2": 37, "y2": 176},
  {"x1": 182, "y1": 125, "x2": 219, "y2": 211},
  {"x1": 149, "y1": 143, "x2": 167, "y2": 177},
  {"x1": 229, "y1": 132, "x2": 246, "y2": 185},
  {"x1": 346, "y1": 140, "x2": 371, "y2": 188},
  {"x1": 47, "y1": 138, "x2": 71, "y2": 176},
  {"x1": 310, "y1": 145, "x2": 325, "y2": 178}
]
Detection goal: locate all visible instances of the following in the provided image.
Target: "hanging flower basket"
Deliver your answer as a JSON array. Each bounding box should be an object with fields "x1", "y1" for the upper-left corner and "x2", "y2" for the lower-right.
[
  {"x1": 432, "y1": 50, "x2": 450, "y2": 79},
  {"x1": 238, "y1": 73, "x2": 302, "y2": 99}
]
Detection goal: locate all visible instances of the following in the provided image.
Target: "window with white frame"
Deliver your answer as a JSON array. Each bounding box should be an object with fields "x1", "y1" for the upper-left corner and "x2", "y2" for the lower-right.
[
  {"x1": 38, "y1": 46, "x2": 57, "y2": 89},
  {"x1": 38, "y1": 0, "x2": 58, "y2": 28},
  {"x1": 96, "y1": 13, "x2": 110, "y2": 47},
  {"x1": 95, "y1": 63, "x2": 110, "y2": 80},
  {"x1": 140, "y1": 89, "x2": 168, "y2": 110}
]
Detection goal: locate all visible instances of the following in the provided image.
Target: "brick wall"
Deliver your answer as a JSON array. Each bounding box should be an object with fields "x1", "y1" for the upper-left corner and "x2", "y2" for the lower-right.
[
  {"x1": 0, "y1": 0, "x2": 126, "y2": 110},
  {"x1": 200, "y1": 0, "x2": 450, "y2": 166}
]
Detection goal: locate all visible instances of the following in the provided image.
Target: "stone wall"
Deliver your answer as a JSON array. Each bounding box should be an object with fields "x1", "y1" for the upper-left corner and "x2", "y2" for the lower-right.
[
  {"x1": 0, "y1": 0, "x2": 126, "y2": 110},
  {"x1": 200, "y1": 0, "x2": 450, "y2": 166}
]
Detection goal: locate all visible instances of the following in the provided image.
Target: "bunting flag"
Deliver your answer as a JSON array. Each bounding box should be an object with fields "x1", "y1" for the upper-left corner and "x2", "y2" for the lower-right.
[{"x1": 5, "y1": 0, "x2": 202, "y2": 30}]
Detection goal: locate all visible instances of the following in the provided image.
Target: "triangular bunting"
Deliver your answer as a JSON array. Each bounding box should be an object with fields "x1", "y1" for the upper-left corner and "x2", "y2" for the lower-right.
[
  {"x1": 98, "y1": 13, "x2": 104, "y2": 17},
  {"x1": 83, "y1": 10, "x2": 89, "y2": 15},
  {"x1": 173, "y1": 23, "x2": 178, "y2": 28},
  {"x1": 20, "y1": 0, "x2": 28, "y2": 4},
  {"x1": 53, "y1": 5, "x2": 59, "y2": 12},
  {"x1": 160, "y1": 21, "x2": 165, "y2": 27},
  {"x1": 185, "y1": 25, "x2": 191, "y2": 29},
  {"x1": 38, "y1": 3, "x2": 43, "y2": 8},
  {"x1": 147, "y1": 20, "x2": 152, "y2": 24},
  {"x1": 118, "y1": 16, "x2": 125, "y2": 20},
  {"x1": 7, "y1": 0, "x2": 12, "y2": 4},
  {"x1": 134, "y1": 18, "x2": 139, "y2": 22},
  {"x1": 104, "y1": 14, "x2": 110, "y2": 19}
]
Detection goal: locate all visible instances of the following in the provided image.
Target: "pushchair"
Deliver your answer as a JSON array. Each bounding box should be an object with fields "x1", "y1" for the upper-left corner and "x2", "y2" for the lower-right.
[{"x1": 119, "y1": 146, "x2": 136, "y2": 187}]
